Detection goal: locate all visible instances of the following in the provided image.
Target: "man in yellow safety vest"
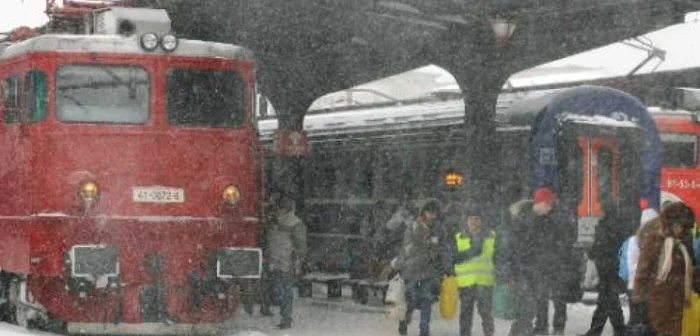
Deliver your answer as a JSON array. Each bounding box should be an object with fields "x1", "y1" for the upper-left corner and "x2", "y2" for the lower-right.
[{"x1": 450, "y1": 204, "x2": 496, "y2": 336}]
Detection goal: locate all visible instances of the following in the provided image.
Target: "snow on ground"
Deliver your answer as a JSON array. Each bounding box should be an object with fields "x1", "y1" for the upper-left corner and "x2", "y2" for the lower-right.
[
  {"x1": 0, "y1": 323, "x2": 58, "y2": 336},
  {"x1": 223, "y1": 288, "x2": 629, "y2": 336},
  {"x1": 0, "y1": 290, "x2": 628, "y2": 336}
]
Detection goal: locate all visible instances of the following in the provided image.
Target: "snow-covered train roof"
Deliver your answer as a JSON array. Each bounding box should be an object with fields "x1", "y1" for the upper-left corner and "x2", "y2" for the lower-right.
[
  {"x1": 257, "y1": 95, "x2": 696, "y2": 143},
  {"x1": 0, "y1": 34, "x2": 254, "y2": 61},
  {"x1": 257, "y1": 99, "x2": 529, "y2": 142}
]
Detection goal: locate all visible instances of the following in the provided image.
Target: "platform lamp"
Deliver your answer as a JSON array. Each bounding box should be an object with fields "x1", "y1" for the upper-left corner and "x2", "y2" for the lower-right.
[{"x1": 488, "y1": 14, "x2": 517, "y2": 47}]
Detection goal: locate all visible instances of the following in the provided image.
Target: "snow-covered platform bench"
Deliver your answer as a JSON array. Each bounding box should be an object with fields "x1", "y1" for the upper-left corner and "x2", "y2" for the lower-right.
[{"x1": 298, "y1": 272, "x2": 350, "y2": 299}]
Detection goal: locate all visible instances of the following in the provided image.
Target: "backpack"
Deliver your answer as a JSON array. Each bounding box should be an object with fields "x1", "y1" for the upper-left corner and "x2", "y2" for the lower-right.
[{"x1": 618, "y1": 237, "x2": 631, "y2": 282}]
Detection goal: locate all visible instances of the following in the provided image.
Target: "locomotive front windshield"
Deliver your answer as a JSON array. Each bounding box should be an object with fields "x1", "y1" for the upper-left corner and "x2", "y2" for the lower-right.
[
  {"x1": 166, "y1": 68, "x2": 245, "y2": 127},
  {"x1": 56, "y1": 65, "x2": 149, "y2": 124}
]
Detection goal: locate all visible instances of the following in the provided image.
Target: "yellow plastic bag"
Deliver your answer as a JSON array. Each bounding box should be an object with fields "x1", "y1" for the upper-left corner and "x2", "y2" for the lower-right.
[
  {"x1": 440, "y1": 276, "x2": 458, "y2": 320},
  {"x1": 682, "y1": 292, "x2": 700, "y2": 336}
]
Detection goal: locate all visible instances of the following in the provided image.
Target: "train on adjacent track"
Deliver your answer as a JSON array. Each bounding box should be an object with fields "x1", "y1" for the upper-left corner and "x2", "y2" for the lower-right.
[
  {"x1": 258, "y1": 84, "x2": 700, "y2": 275},
  {"x1": 0, "y1": 4, "x2": 263, "y2": 335}
]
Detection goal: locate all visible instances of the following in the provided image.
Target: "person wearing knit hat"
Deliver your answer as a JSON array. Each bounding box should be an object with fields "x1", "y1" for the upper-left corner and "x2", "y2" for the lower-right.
[
  {"x1": 532, "y1": 187, "x2": 557, "y2": 216},
  {"x1": 530, "y1": 187, "x2": 567, "y2": 335},
  {"x1": 504, "y1": 187, "x2": 567, "y2": 336}
]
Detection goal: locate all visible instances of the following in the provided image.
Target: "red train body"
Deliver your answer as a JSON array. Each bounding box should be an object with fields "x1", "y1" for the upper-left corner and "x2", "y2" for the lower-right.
[
  {"x1": 0, "y1": 8, "x2": 263, "y2": 335},
  {"x1": 652, "y1": 108, "x2": 700, "y2": 222}
]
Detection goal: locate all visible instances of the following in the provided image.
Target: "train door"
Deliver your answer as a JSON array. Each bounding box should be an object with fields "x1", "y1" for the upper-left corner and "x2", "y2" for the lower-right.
[{"x1": 557, "y1": 119, "x2": 644, "y2": 246}]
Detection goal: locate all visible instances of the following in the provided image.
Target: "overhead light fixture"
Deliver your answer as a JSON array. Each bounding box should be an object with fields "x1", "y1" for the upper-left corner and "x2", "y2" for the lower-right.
[{"x1": 489, "y1": 15, "x2": 517, "y2": 46}]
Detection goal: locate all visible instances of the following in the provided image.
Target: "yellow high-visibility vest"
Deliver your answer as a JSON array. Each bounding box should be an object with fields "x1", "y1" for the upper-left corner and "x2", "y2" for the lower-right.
[{"x1": 454, "y1": 231, "x2": 496, "y2": 288}]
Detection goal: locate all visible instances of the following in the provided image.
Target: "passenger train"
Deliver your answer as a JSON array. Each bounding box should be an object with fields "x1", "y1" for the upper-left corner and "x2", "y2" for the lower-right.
[
  {"x1": 0, "y1": 5, "x2": 263, "y2": 335},
  {"x1": 257, "y1": 85, "x2": 700, "y2": 275}
]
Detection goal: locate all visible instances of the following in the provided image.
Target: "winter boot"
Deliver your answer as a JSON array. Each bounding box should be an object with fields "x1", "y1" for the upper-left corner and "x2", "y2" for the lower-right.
[{"x1": 398, "y1": 321, "x2": 408, "y2": 336}]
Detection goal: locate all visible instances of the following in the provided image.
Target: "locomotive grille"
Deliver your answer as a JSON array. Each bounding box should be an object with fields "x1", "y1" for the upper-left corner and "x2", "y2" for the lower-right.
[
  {"x1": 70, "y1": 245, "x2": 120, "y2": 278},
  {"x1": 216, "y1": 248, "x2": 262, "y2": 279}
]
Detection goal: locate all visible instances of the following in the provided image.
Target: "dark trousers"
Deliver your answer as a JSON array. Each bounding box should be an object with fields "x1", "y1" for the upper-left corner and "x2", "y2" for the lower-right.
[
  {"x1": 535, "y1": 280, "x2": 567, "y2": 333},
  {"x1": 459, "y1": 286, "x2": 495, "y2": 336},
  {"x1": 585, "y1": 281, "x2": 624, "y2": 336},
  {"x1": 261, "y1": 269, "x2": 294, "y2": 324},
  {"x1": 510, "y1": 274, "x2": 538, "y2": 336},
  {"x1": 403, "y1": 278, "x2": 439, "y2": 334}
]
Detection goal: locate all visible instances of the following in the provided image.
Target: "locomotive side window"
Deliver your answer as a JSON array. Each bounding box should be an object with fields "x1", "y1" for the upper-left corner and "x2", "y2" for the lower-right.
[
  {"x1": 25, "y1": 71, "x2": 47, "y2": 122},
  {"x1": 56, "y1": 65, "x2": 149, "y2": 124},
  {"x1": 660, "y1": 133, "x2": 697, "y2": 168},
  {"x1": 3, "y1": 76, "x2": 22, "y2": 124},
  {"x1": 167, "y1": 68, "x2": 245, "y2": 127}
]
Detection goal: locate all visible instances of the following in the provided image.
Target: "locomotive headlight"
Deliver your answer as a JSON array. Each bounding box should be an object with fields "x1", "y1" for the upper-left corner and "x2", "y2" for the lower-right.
[
  {"x1": 161, "y1": 34, "x2": 179, "y2": 52},
  {"x1": 222, "y1": 185, "x2": 241, "y2": 205},
  {"x1": 79, "y1": 181, "x2": 99, "y2": 201},
  {"x1": 140, "y1": 33, "x2": 159, "y2": 51}
]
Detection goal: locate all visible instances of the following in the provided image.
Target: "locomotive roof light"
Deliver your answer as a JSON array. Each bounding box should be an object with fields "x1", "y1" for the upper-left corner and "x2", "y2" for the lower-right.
[
  {"x1": 161, "y1": 34, "x2": 179, "y2": 52},
  {"x1": 79, "y1": 181, "x2": 100, "y2": 201},
  {"x1": 140, "y1": 33, "x2": 159, "y2": 51},
  {"x1": 222, "y1": 185, "x2": 241, "y2": 205}
]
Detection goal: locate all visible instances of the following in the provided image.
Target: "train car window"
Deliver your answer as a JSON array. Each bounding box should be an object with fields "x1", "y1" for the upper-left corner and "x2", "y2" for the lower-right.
[
  {"x1": 25, "y1": 71, "x2": 47, "y2": 122},
  {"x1": 597, "y1": 146, "x2": 614, "y2": 205},
  {"x1": 167, "y1": 68, "x2": 245, "y2": 127},
  {"x1": 660, "y1": 133, "x2": 697, "y2": 168},
  {"x1": 56, "y1": 65, "x2": 149, "y2": 124},
  {"x1": 3, "y1": 76, "x2": 22, "y2": 124}
]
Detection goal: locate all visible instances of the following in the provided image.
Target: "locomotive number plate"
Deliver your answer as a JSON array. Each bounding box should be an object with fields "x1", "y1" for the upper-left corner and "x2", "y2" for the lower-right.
[{"x1": 132, "y1": 187, "x2": 185, "y2": 203}]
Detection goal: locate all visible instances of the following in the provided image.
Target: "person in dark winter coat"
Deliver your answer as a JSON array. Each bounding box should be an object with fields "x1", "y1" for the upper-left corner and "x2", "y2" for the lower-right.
[
  {"x1": 260, "y1": 192, "x2": 307, "y2": 330},
  {"x1": 503, "y1": 187, "x2": 566, "y2": 336},
  {"x1": 580, "y1": 202, "x2": 627, "y2": 336},
  {"x1": 633, "y1": 202, "x2": 696, "y2": 336},
  {"x1": 394, "y1": 199, "x2": 444, "y2": 336}
]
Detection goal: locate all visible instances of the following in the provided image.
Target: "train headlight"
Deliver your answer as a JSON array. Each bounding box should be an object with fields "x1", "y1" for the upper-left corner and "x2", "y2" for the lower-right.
[
  {"x1": 140, "y1": 33, "x2": 159, "y2": 51},
  {"x1": 222, "y1": 185, "x2": 241, "y2": 205},
  {"x1": 161, "y1": 34, "x2": 179, "y2": 52},
  {"x1": 79, "y1": 181, "x2": 99, "y2": 201}
]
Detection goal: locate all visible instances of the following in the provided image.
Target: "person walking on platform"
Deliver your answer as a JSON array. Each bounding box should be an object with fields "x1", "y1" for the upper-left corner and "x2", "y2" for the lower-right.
[
  {"x1": 633, "y1": 202, "x2": 695, "y2": 336},
  {"x1": 502, "y1": 187, "x2": 562, "y2": 336},
  {"x1": 449, "y1": 205, "x2": 496, "y2": 336},
  {"x1": 260, "y1": 192, "x2": 307, "y2": 330},
  {"x1": 579, "y1": 202, "x2": 627, "y2": 336},
  {"x1": 623, "y1": 208, "x2": 659, "y2": 326},
  {"x1": 394, "y1": 199, "x2": 444, "y2": 336}
]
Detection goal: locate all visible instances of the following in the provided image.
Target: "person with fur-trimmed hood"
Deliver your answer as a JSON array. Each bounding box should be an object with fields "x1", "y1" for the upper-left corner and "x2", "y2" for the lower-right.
[
  {"x1": 633, "y1": 202, "x2": 696, "y2": 336},
  {"x1": 503, "y1": 187, "x2": 567, "y2": 336}
]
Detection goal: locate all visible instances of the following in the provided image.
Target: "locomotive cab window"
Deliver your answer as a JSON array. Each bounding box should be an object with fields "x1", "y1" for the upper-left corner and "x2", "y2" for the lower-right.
[
  {"x1": 3, "y1": 76, "x2": 22, "y2": 124},
  {"x1": 25, "y1": 71, "x2": 47, "y2": 122},
  {"x1": 167, "y1": 68, "x2": 245, "y2": 127},
  {"x1": 56, "y1": 65, "x2": 149, "y2": 124},
  {"x1": 660, "y1": 133, "x2": 697, "y2": 168}
]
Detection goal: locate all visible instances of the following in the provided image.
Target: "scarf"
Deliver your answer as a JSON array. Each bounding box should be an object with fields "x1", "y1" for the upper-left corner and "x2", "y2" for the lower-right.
[{"x1": 655, "y1": 236, "x2": 693, "y2": 301}]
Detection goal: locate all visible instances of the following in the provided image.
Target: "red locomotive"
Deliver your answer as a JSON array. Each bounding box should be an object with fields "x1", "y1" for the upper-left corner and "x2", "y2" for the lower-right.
[{"x1": 0, "y1": 4, "x2": 263, "y2": 335}]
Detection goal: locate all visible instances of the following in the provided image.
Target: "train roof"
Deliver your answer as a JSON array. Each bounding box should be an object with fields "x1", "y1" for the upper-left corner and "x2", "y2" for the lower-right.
[
  {"x1": 257, "y1": 99, "x2": 529, "y2": 142},
  {"x1": 258, "y1": 92, "x2": 697, "y2": 142},
  {"x1": 0, "y1": 34, "x2": 255, "y2": 61}
]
